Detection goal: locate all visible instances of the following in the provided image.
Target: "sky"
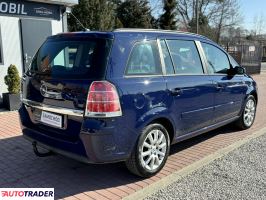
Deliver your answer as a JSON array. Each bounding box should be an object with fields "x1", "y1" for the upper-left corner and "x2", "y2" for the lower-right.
[
  {"x1": 239, "y1": 0, "x2": 266, "y2": 33},
  {"x1": 150, "y1": 0, "x2": 266, "y2": 34}
]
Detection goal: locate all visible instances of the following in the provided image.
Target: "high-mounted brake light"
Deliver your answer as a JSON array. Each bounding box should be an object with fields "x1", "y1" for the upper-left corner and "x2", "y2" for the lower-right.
[{"x1": 85, "y1": 81, "x2": 122, "y2": 118}]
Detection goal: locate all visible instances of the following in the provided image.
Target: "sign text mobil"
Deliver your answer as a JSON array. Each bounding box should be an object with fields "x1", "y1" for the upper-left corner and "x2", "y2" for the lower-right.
[
  {"x1": 0, "y1": 2, "x2": 27, "y2": 15},
  {"x1": 0, "y1": 0, "x2": 60, "y2": 20}
]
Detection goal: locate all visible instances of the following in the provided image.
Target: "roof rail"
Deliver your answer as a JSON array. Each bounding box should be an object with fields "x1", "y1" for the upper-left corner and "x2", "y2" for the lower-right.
[{"x1": 114, "y1": 28, "x2": 209, "y2": 40}]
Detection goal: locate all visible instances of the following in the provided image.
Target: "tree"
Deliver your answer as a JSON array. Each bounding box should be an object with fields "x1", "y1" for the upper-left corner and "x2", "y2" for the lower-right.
[
  {"x1": 189, "y1": 13, "x2": 215, "y2": 39},
  {"x1": 159, "y1": 0, "x2": 178, "y2": 30},
  {"x1": 68, "y1": 0, "x2": 116, "y2": 31},
  {"x1": 176, "y1": 0, "x2": 217, "y2": 31},
  {"x1": 176, "y1": 0, "x2": 217, "y2": 39},
  {"x1": 109, "y1": 0, "x2": 124, "y2": 29},
  {"x1": 212, "y1": 0, "x2": 242, "y2": 43},
  {"x1": 220, "y1": 26, "x2": 247, "y2": 47},
  {"x1": 151, "y1": 16, "x2": 160, "y2": 29},
  {"x1": 117, "y1": 0, "x2": 153, "y2": 28},
  {"x1": 252, "y1": 13, "x2": 265, "y2": 36},
  {"x1": 175, "y1": 0, "x2": 242, "y2": 43}
]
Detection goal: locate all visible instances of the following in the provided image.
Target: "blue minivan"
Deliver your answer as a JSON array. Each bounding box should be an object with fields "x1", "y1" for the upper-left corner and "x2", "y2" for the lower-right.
[{"x1": 19, "y1": 29, "x2": 258, "y2": 177}]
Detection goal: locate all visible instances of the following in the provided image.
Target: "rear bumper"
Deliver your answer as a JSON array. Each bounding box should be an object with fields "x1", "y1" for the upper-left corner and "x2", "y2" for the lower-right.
[
  {"x1": 24, "y1": 134, "x2": 92, "y2": 164},
  {"x1": 19, "y1": 105, "x2": 135, "y2": 164}
]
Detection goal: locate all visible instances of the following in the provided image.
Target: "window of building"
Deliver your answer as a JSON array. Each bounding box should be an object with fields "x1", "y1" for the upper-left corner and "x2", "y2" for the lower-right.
[
  {"x1": 0, "y1": 25, "x2": 3, "y2": 65},
  {"x1": 201, "y1": 42, "x2": 230, "y2": 74},
  {"x1": 166, "y1": 40, "x2": 204, "y2": 74},
  {"x1": 126, "y1": 40, "x2": 162, "y2": 75}
]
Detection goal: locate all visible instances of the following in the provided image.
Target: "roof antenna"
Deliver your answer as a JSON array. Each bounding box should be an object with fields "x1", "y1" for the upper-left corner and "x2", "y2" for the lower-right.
[{"x1": 65, "y1": 7, "x2": 90, "y2": 32}]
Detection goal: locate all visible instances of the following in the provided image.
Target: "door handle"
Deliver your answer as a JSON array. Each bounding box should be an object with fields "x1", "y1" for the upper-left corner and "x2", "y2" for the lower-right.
[
  {"x1": 214, "y1": 82, "x2": 224, "y2": 90},
  {"x1": 169, "y1": 88, "x2": 182, "y2": 96},
  {"x1": 216, "y1": 84, "x2": 223, "y2": 90}
]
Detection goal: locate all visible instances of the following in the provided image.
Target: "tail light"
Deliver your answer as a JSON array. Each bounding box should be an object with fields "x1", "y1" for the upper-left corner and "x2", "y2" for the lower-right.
[{"x1": 85, "y1": 81, "x2": 122, "y2": 118}]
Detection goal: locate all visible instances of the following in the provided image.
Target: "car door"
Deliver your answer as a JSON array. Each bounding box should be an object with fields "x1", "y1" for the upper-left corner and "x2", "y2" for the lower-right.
[
  {"x1": 159, "y1": 38, "x2": 216, "y2": 137},
  {"x1": 113, "y1": 39, "x2": 169, "y2": 133},
  {"x1": 200, "y1": 42, "x2": 246, "y2": 123}
]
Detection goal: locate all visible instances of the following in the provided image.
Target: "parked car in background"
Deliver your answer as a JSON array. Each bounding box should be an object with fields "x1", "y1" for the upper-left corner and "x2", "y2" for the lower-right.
[{"x1": 19, "y1": 29, "x2": 258, "y2": 177}]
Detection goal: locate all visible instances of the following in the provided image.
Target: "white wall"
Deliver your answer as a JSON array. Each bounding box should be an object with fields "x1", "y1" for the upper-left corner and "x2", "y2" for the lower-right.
[
  {"x1": 0, "y1": 16, "x2": 63, "y2": 100},
  {"x1": 0, "y1": 16, "x2": 23, "y2": 96},
  {"x1": 52, "y1": 18, "x2": 63, "y2": 35}
]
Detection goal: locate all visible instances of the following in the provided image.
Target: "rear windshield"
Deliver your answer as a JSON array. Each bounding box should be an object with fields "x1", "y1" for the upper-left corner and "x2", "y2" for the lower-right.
[{"x1": 29, "y1": 38, "x2": 112, "y2": 79}]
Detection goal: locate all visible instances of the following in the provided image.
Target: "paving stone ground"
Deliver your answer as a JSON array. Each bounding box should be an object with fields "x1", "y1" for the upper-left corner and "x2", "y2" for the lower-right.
[{"x1": 0, "y1": 74, "x2": 265, "y2": 200}]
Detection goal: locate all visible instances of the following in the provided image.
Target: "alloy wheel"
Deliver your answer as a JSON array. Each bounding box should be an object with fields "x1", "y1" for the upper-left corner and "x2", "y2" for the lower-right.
[
  {"x1": 140, "y1": 129, "x2": 167, "y2": 171},
  {"x1": 243, "y1": 99, "x2": 256, "y2": 127}
]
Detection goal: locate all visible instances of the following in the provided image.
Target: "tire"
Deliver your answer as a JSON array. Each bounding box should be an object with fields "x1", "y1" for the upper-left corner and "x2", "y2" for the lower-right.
[
  {"x1": 234, "y1": 95, "x2": 257, "y2": 130},
  {"x1": 125, "y1": 123, "x2": 170, "y2": 177}
]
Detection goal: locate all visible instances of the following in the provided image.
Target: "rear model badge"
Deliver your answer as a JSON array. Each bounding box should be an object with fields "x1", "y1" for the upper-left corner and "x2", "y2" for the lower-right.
[
  {"x1": 39, "y1": 83, "x2": 63, "y2": 99},
  {"x1": 40, "y1": 84, "x2": 47, "y2": 97}
]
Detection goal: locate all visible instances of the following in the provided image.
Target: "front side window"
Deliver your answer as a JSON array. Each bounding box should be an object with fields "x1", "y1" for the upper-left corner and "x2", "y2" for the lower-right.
[
  {"x1": 166, "y1": 40, "x2": 204, "y2": 74},
  {"x1": 201, "y1": 42, "x2": 230, "y2": 74},
  {"x1": 229, "y1": 55, "x2": 240, "y2": 68},
  {"x1": 126, "y1": 40, "x2": 162, "y2": 75}
]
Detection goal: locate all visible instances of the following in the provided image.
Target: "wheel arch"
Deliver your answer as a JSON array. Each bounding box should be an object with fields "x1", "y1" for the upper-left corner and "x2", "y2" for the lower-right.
[
  {"x1": 239, "y1": 89, "x2": 258, "y2": 117},
  {"x1": 135, "y1": 107, "x2": 176, "y2": 146},
  {"x1": 148, "y1": 117, "x2": 175, "y2": 144},
  {"x1": 249, "y1": 90, "x2": 258, "y2": 103}
]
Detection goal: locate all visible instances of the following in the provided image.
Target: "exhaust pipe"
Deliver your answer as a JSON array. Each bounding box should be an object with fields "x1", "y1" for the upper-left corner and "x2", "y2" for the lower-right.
[{"x1": 32, "y1": 141, "x2": 54, "y2": 157}]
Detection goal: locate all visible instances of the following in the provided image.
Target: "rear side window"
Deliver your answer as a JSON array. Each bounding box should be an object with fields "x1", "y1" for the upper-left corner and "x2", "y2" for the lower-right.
[
  {"x1": 166, "y1": 40, "x2": 204, "y2": 74},
  {"x1": 201, "y1": 42, "x2": 230, "y2": 74},
  {"x1": 126, "y1": 40, "x2": 162, "y2": 75},
  {"x1": 30, "y1": 38, "x2": 112, "y2": 79}
]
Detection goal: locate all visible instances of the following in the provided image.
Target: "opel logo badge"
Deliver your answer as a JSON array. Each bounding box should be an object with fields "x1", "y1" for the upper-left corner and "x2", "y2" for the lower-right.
[{"x1": 40, "y1": 84, "x2": 47, "y2": 97}]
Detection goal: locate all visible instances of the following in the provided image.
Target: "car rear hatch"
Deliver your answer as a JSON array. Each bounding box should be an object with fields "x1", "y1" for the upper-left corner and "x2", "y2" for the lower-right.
[{"x1": 21, "y1": 33, "x2": 113, "y2": 141}]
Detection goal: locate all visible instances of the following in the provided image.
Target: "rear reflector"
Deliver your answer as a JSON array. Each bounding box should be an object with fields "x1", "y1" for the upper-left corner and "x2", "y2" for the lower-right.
[{"x1": 85, "y1": 81, "x2": 122, "y2": 118}]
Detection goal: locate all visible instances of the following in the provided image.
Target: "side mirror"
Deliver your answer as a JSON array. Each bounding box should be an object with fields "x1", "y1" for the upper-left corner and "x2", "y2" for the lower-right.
[
  {"x1": 228, "y1": 66, "x2": 246, "y2": 75},
  {"x1": 234, "y1": 66, "x2": 246, "y2": 75}
]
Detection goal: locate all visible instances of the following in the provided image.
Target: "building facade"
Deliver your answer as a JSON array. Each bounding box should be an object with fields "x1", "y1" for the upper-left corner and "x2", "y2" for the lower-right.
[{"x1": 0, "y1": 0, "x2": 78, "y2": 105}]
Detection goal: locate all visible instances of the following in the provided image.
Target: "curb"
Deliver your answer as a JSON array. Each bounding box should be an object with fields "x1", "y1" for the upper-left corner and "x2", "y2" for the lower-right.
[{"x1": 123, "y1": 126, "x2": 266, "y2": 200}]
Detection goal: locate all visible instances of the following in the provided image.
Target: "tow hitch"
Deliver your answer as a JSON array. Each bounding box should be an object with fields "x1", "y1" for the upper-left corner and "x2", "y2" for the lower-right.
[{"x1": 32, "y1": 141, "x2": 54, "y2": 157}]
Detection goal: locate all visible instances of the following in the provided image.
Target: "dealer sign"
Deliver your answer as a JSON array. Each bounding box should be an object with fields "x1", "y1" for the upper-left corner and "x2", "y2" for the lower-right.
[{"x1": 0, "y1": 0, "x2": 61, "y2": 20}]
